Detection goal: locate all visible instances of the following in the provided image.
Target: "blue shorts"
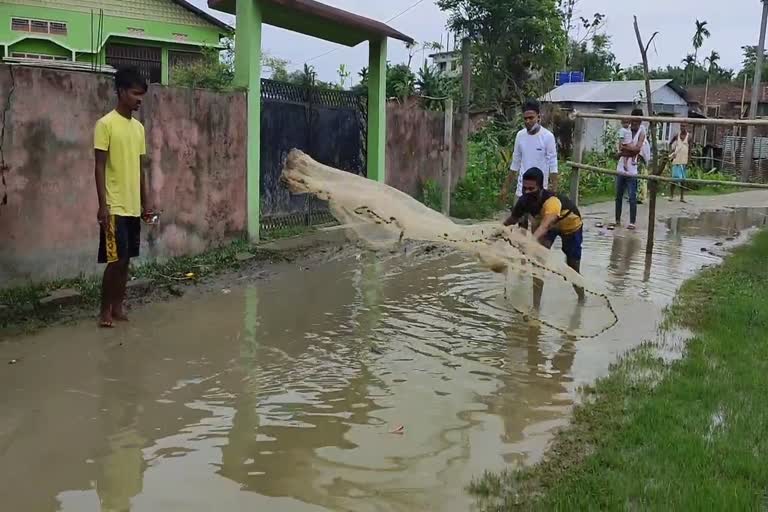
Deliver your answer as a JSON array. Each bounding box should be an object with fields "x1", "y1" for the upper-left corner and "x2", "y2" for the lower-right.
[
  {"x1": 545, "y1": 227, "x2": 583, "y2": 261},
  {"x1": 672, "y1": 164, "x2": 687, "y2": 181}
]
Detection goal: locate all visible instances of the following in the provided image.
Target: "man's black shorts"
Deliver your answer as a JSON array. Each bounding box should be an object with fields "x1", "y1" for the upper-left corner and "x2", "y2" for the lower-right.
[{"x1": 98, "y1": 215, "x2": 141, "y2": 264}]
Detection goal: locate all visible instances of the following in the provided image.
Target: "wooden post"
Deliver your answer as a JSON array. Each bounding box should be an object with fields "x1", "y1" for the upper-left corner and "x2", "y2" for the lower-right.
[
  {"x1": 742, "y1": 0, "x2": 768, "y2": 181},
  {"x1": 570, "y1": 116, "x2": 584, "y2": 205},
  {"x1": 442, "y1": 98, "x2": 454, "y2": 216},
  {"x1": 633, "y1": 16, "x2": 660, "y2": 255}
]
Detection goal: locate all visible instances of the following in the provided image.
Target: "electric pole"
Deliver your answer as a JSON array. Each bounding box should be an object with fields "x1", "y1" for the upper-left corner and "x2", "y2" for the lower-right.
[{"x1": 742, "y1": 0, "x2": 768, "y2": 181}]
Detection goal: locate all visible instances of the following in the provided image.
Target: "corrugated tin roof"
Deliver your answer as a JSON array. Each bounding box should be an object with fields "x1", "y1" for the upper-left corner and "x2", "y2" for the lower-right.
[
  {"x1": 174, "y1": 0, "x2": 233, "y2": 32},
  {"x1": 3, "y1": 58, "x2": 117, "y2": 75},
  {"x1": 687, "y1": 83, "x2": 768, "y2": 105},
  {"x1": 541, "y1": 79, "x2": 674, "y2": 104}
]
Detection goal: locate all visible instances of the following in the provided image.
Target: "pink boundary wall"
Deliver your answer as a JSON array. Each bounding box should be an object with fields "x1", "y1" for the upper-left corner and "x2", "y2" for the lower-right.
[{"x1": 0, "y1": 65, "x2": 247, "y2": 286}]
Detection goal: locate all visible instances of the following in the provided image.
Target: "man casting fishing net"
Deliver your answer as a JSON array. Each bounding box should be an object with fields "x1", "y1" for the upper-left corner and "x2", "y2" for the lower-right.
[
  {"x1": 281, "y1": 150, "x2": 616, "y2": 338},
  {"x1": 503, "y1": 167, "x2": 585, "y2": 307}
]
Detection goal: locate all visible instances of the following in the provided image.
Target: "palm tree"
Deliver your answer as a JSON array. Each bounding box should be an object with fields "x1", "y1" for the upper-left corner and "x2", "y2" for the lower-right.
[
  {"x1": 682, "y1": 54, "x2": 696, "y2": 85},
  {"x1": 692, "y1": 19, "x2": 711, "y2": 67},
  {"x1": 703, "y1": 50, "x2": 721, "y2": 110},
  {"x1": 704, "y1": 50, "x2": 720, "y2": 74},
  {"x1": 405, "y1": 40, "x2": 419, "y2": 68},
  {"x1": 337, "y1": 63, "x2": 350, "y2": 89},
  {"x1": 611, "y1": 63, "x2": 624, "y2": 81}
]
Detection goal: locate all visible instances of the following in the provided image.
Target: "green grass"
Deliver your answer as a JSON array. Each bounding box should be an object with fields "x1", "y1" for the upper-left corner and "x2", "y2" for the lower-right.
[
  {"x1": 0, "y1": 238, "x2": 284, "y2": 331},
  {"x1": 470, "y1": 229, "x2": 768, "y2": 511},
  {"x1": 259, "y1": 224, "x2": 318, "y2": 241}
]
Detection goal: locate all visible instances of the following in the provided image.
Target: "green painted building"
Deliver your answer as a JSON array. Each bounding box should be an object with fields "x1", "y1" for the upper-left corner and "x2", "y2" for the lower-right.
[{"x1": 0, "y1": 0, "x2": 232, "y2": 84}]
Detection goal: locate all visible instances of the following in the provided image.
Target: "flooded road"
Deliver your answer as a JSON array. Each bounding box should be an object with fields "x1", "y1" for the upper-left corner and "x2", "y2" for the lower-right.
[{"x1": 1, "y1": 206, "x2": 766, "y2": 512}]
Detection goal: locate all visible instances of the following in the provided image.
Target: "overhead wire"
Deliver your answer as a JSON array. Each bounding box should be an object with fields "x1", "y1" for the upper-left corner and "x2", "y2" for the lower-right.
[{"x1": 304, "y1": 0, "x2": 428, "y2": 64}]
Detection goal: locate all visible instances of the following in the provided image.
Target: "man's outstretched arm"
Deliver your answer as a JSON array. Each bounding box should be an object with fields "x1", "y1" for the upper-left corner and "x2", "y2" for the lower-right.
[{"x1": 532, "y1": 213, "x2": 558, "y2": 241}]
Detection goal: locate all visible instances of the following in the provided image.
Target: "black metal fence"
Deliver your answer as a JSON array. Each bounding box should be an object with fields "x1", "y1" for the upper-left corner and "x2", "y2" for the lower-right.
[
  {"x1": 260, "y1": 79, "x2": 367, "y2": 234},
  {"x1": 105, "y1": 44, "x2": 161, "y2": 84}
]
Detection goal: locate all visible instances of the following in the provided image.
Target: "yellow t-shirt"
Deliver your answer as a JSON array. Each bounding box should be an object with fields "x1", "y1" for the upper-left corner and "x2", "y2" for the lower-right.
[
  {"x1": 541, "y1": 196, "x2": 583, "y2": 235},
  {"x1": 94, "y1": 110, "x2": 146, "y2": 217}
]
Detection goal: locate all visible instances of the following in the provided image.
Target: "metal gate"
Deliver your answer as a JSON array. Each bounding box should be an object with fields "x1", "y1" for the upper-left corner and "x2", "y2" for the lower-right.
[
  {"x1": 260, "y1": 79, "x2": 367, "y2": 233},
  {"x1": 105, "y1": 44, "x2": 162, "y2": 84}
]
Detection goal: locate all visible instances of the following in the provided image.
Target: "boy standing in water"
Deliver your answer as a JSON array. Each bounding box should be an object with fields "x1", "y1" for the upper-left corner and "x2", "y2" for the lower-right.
[{"x1": 94, "y1": 67, "x2": 154, "y2": 327}]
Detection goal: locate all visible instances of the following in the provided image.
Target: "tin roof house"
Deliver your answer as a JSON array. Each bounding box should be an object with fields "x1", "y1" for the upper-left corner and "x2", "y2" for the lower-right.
[{"x1": 541, "y1": 79, "x2": 689, "y2": 154}]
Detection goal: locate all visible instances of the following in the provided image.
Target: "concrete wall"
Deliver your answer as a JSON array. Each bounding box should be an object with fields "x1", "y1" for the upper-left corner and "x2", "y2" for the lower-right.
[
  {"x1": 386, "y1": 100, "x2": 468, "y2": 198},
  {"x1": 0, "y1": 64, "x2": 246, "y2": 286}
]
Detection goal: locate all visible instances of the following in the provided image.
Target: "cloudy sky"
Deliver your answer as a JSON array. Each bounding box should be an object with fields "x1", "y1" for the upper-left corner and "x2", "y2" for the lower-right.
[{"x1": 191, "y1": 0, "x2": 762, "y2": 84}]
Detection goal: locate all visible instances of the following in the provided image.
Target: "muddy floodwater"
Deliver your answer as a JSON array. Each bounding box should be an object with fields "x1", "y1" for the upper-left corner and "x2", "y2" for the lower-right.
[{"x1": 1, "y1": 207, "x2": 766, "y2": 512}]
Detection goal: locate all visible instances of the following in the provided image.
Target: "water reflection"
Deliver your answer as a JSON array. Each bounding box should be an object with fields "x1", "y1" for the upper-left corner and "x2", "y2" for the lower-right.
[
  {"x1": 96, "y1": 349, "x2": 147, "y2": 512},
  {"x1": 0, "y1": 209, "x2": 763, "y2": 512}
]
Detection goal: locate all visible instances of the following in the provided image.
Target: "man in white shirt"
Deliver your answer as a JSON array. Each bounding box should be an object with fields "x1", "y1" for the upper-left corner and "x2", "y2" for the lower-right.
[
  {"x1": 501, "y1": 100, "x2": 559, "y2": 211},
  {"x1": 612, "y1": 108, "x2": 646, "y2": 230}
]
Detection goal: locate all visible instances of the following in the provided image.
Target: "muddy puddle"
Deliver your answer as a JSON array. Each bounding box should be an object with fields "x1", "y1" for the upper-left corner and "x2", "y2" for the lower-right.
[{"x1": 0, "y1": 207, "x2": 763, "y2": 512}]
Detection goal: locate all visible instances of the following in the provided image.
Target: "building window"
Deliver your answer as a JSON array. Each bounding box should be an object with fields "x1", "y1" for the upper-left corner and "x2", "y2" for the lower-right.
[
  {"x1": 11, "y1": 18, "x2": 30, "y2": 32},
  {"x1": 106, "y1": 44, "x2": 162, "y2": 84},
  {"x1": 438, "y1": 62, "x2": 447, "y2": 72},
  {"x1": 50, "y1": 22, "x2": 67, "y2": 35},
  {"x1": 10, "y1": 18, "x2": 67, "y2": 36},
  {"x1": 10, "y1": 52, "x2": 70, "y2": 62}
]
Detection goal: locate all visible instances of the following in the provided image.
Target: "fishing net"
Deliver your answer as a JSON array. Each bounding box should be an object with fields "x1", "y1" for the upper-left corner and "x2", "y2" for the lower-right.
[{"x1": 281, "y1": 150, "x2": 617, "y2": 338}]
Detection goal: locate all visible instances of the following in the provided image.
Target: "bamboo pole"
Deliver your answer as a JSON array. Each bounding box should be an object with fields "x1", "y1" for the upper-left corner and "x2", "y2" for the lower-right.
[
  {"x1": 569, "y1": 161, "x2": 768, "y2": 189},
  {"x1": 573, "y1": 111, "x2": 768, "y2": 127},
  {"x1": 633, "y1": 15, "x2": 660, "y2": 255}
]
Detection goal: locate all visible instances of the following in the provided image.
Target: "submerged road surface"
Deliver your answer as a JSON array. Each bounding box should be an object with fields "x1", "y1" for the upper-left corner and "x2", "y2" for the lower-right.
[{"x1": 2, "y1": 195, "x2": 767, "y2": 512}]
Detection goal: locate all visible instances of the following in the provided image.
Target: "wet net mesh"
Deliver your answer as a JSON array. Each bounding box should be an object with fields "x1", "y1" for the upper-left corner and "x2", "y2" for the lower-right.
[{"x1": 282, "y1": 150, "x2": 617, "y2": 338}]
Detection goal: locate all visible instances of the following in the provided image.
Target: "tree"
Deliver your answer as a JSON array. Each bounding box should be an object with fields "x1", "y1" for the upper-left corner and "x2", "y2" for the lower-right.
[
  {"x1": 405, "y1": 41, "x2": 444, "y2": 69},
  {"x1": 415, "y1": 62, "x2": 459, "y2": 110},
  {"x1": 351, "y1": 67, "x2": 368, "y2": 94},
  {"x1": 337, "y1": 63, "x2": 351, "y2": 89},
  {"x1": 386, "y1": 63, "x2": 416, "y2": 99},
  {"x1": 405, "y1": 41, "x2": 419, "y2": 68},
  {"x1": 691, "y1": 19, "x2": 711, "y2": 70},
  {"x1": 738, "y1": 45, "x2": 768, "y2": 82},
  {"x1": 437, "y1": 0, "x2": 566, "y2": 112},
  {"x1": 682, "y1": 53, "x2": 696, "y2": 84},
  {"x1": 263, "y1": 54, "x2": 290, "y2": 81},
  {"x1": 704, "y1": 50, "x2": 720, "y2": 74},
  {"x1": 171, "y1": 46, "x2": 234, "y2": 91},
  {"x1": 611, "y1": 63, "x2": 624, "y2": 80},
  {"x1": 568, "y1": 33, "x2": 617, "y2": 81},
  {"x1": 557, "y1": 0, "x2": 605, "y2": 67}
]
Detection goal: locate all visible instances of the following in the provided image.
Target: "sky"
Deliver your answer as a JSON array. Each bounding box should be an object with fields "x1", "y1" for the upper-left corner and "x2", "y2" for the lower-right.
[{"x1": 190, "y1": 0, "x2": 762, "y2": 84}]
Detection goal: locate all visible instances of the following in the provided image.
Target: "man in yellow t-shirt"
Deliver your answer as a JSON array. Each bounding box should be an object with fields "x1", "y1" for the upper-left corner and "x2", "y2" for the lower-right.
[
  {"x1": 94, "y1": 66, "x2": 154, "y2": 328},
  {"x1": 504, "y1": 167, "x2": 585, "y2": 304}
]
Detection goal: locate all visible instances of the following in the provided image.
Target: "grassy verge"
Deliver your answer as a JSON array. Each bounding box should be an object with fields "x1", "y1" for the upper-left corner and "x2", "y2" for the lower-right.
[
  {"x1": 0, "y1": 238, "x2": 288, "y2": 333},
  {"x1": 470, "y1": 229, "x2": 768, "y2": 510}
]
